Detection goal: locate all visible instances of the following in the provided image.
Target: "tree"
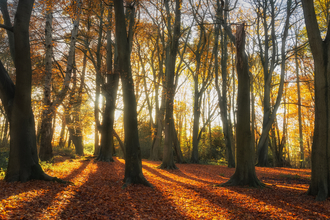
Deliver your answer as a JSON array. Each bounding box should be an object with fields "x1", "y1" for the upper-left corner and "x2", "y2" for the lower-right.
[
  {"x1": 222, "y1": 24, "x2": 263, "y2": 187},
  {"x1": 188, "y1": 0, "x2": 213, "y2": 164},
  {"x1": 301, "y1": 0, "x2": 330, "y2": 201},
  {"x1": 159, "y1": 0, "x2": 181, "y2": 169},
  {"x1": 92, "y1": 1, "x2": 104, "y2": 156},
  {"x1": 140, "y1": 1, "x2": 167, "y2": 162},
  {"x1": 39, "y1": 0, "x2": 83, "y2": 160},
  {"x1": 114, "y1": 0, "x2": 151, "y2": 187},
  {"x1": 214, "y1": 0, "x2": 235, "y2": 168},
  {"x1": 97, "y1": 6, "x2": 119, "y2": 162},
  {"x1": 294, "y1": 29, "x2": 305, "y2": 168},
  {"x1": 0, "y1": 0, "x2": 62, "y2": 182},
  {"x1": 39, "y1": 2, "x2": 54, "y2": 161}
]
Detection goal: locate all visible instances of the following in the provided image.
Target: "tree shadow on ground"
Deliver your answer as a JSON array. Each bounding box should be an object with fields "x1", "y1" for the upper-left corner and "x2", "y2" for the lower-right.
[
  {"x1": 142, "y1": 162, "x2": 329, "y2": 219},
  {"x1": 1, "y1": 159, "x2": 90, "y2": 219},
  {"x1": 221, "y1": 180, "x2": 330, "y2": 219},
  {"x1": 141, "y1": 164, "x2": 263, "y2": 219},
  {"x1": 56, "y1": 158, "x2": 188, "y2": 219}
]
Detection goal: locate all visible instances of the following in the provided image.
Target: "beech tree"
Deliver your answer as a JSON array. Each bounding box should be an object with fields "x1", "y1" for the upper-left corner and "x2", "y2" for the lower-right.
[
  {"x1": 222, "y1": 24, "x2": 263, "y2": 187},
  {"x1": 97, "y1": 6, "x2": 119, "y2": 162},
  {"x1": 301, "y1": 0, "x2": 330, "y2": 201},
  {"x1": 188, "y1": 0, "x2": 214, "y2": 164},
  {"x1": 114, "y1": 0, "x2": 151, "y2": 187},
  {"x1": 214, "y1": 0, "x2": 235, "y2": 168},
  {"x1": 159, "y1": 0, "x2": 181, "y2": 169},
  {"x1": 39, "y1": 0, "x2": 83, "y2": 160},
  {"x1": 0, "y1": 0, "x2": 62, "y2": 182},
  {"x1": 141, "y1": 0, "x2": 167, "y2": 162}
]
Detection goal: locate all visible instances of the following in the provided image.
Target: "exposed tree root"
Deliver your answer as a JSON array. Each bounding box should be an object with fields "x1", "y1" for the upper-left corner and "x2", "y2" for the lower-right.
[
  {"x1": 122, "y1": 175, "x2": 153, "y2": 189},
  {"x1": 96, "y1": 155, "x2": 114, "y2": 162},
  {"x1": 157, "y1": 161, "x2": 178, "y2": 170},
  {"x1": 307, "y1": 185, "x2": 328, "y2": 201}
]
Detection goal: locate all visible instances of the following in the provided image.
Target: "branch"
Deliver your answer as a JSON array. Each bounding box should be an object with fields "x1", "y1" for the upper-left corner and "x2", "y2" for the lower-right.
[{"x1": 0, "y1": 24, "x2": 13, "y2": 32}]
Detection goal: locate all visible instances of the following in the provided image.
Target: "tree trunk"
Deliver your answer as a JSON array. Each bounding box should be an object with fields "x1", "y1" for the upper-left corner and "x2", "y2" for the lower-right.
[
  {"x1": 93, "y1": 5, "x2": 104, "y2": 156},
  {"x1": 39, "y1": 9, "x2": 54, "y2": 161},
  {"x1": 214, "y1": 0, "x2": 235, "y2": 168},
  {"x1": 3, "y1": 0, "x2": 64, "y2": 183},
  {"x1": 114, "y1": 0, "x2": 151, "y2": 187},
  {"x1": 257, "y1": 0, "x2": 291, "y2": 167},
  {"x1": 222, "y1": 24, "x2": 263, "y2": 187},
  {"x1": 159, "y1": 0, "x2": 181, "y2": 170},
  {"x1": 98, "y1": 7, "x2": 119, "y2": 162},
  {"x1": 191, "y1": 92, "x2": 200, "y2": 163},
  {"x1": 39, "y1": 0, "x2": 82, "y2": 160},
  {"x1": 295, "y1": 43, "x2": 305, "y2": 168},
  {"x1": 172, "y1": 119, "x2": 184, "y2": 163},
  {"x1": 71, "y1": 62, "x2": 84, "y2": 156},
  {"x1": 0, "y1": 0, "x2": 15, "y2": 64},
  {"x1": 302, "y1": 0, "x2": 330, "y2": 201},
  {"x1": 150, "y1": 85, "x2": 165, "y2": 161},
  {"x1": 58, "y1": 114, "x2": 66, "y2": 148},
  {"x1": 220, "y1": 28, "x2": 235, "y2": 168}
]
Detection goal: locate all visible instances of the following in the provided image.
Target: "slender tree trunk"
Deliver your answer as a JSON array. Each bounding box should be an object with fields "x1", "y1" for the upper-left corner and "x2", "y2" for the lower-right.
[
  {"x1": 159, "y1": 0, "x2": 181, "y2": 170},
  {"x1": 213, "y1": 0, "x2": 235, "y2": 168},
  {"x1": 39, "y1": 0, "x2": 82, "y2": 160},
  {"x1": 0, "y1": 0, "x2": 15, "y2": 64},
  {"x1": 172, "y1": 119, "x2": 184, "y2": 163},
  {"x1": 71, "y1": 60, "x2": 84, "y2": 156},
  {"x1": 150, "y1": 85, "x2": 165, "y2": 161},
  {"x1": 257, "y1": 0, "x2": 291, "y2": 167},
  {"x1": 98, "y1": 7, "x2": 119, "y2": 162},
  {"x1": 220, "y1": 26, "x2": 235, "y2": 168},
  {"x1": 94, "y1": 5, "x2": 104, "y2": 156},
  {"x1": 58, "y1": 114, "x2": 66, "y2": 148},
  {"x1": 191, "y1": 87, "x2": 200, "y2": 163},
  {"x1": 295, "y1": 44, "x2": 305, "y2": 168},
  {"x1": 39, "y1": 9, "x2": 54, "y2": 161}
]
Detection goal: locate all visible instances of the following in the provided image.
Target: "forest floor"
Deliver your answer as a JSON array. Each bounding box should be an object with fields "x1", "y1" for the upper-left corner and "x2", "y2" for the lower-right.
[{"x1": 0, "y1": 156, "x2": 329, "y2": 219}]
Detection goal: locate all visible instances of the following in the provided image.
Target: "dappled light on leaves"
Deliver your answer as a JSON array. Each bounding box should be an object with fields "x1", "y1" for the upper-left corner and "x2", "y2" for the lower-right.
[{"x1": 0, "y1": 156, "x2": 329, "y2": 219}]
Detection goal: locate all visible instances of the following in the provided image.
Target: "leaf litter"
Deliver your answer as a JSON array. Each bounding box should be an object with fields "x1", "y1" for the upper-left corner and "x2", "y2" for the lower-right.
[{"x1": 0, "y1": 157, "x2": 329, "y2": 219}]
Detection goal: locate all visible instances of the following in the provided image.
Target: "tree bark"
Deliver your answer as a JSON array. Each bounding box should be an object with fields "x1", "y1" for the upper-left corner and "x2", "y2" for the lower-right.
[
  {"x1": 39, "y1": 0, "x2": 82, "y2": 161},
  {"x1": 71, "y1": 60, "x2": 84, "y2": 156},
  {"x1": 222, "y1": 24, "x2": 263, "y2": 187},
  {"x1": 295, "y1": 43, "x2": 305, "y2": 168},
  {"x1": 97, "y1": 7, "x2": 119, "y2": 162},
  {"x1": 2, "y1": 0, "x2": 65, "y2": 183},
  {"x1": 214, "y1": 0, "x2": 235, "y2": 168},
  {"x1": 93, "y1": 4, "x2": 104, "y2": 156},
  {"x1": 172, "y1": 118, "x2": 184, "y2": 163},
  {"x1": 159, "y1": 0, "x2": 181, "y2": 170},
  {"x1": 150, "y1": 83, "x2": 165, "y2": 161},
  {"x1": 39, "y1": 8, "x2": 54, "y2": 161},
  {"x1": 0, "y1": 0, "x2": 15, "y2": 64},
  {"x1": 256, "y1": 0, "x2": 291, "y2": 167},
  {"x1": 114, "y1": 0, "x2": 151, "y2": 187},
  {"x1": 302, "y1": 0, "x2": 330, "y2": 201}
]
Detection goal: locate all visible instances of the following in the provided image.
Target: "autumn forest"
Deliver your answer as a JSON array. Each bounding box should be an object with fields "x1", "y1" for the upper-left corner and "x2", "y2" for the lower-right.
[{"x1": 0, "y1": 0, "x2": 330, "y2": 218}]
